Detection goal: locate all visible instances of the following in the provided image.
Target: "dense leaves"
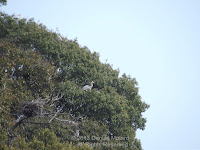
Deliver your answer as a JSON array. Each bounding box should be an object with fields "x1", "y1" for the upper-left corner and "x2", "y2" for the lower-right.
[
  {"x1": 0, "y1": 0, "x2": 7, "y2": 6},
  {"x1": 0, "y1": 13, "x2": 149, "y2": 149}
]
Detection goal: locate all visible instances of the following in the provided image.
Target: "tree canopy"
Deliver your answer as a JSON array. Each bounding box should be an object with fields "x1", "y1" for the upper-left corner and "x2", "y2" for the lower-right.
[
  {"x1": 0, "y1": 13, "x2": 149, "y2": 150},
  {"x1": 0, "y1": 0, "x2": 7, "y2": 6}
]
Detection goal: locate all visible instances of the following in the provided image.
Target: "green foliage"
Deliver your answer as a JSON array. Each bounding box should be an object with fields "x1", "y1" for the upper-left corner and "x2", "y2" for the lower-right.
[
  {"x1": 0, "y1": 0, "x2": 7, "y2": 6},
  {"x1": 0, "y1": 12, "x2": 149, "y2": 150},
  {"x1": 0, "y1": 124, "x2": 8, "y2": 150},
  {"x1": 29, "y1": 137, "x2": 45, "y2": 150},
  {"x1": 12, "y1": 136, "x2": 29, "y2": 150}
]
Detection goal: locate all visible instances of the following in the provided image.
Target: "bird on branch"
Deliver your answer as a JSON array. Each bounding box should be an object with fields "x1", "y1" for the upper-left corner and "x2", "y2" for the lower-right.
[{"x1": 82, "y1": 81, "x2": 94, "y2": 91}]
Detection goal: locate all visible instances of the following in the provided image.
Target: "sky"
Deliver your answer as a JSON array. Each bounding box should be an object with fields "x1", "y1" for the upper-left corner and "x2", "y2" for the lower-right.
[{"x1": 1, "y1": 0, "x2": 200, "y2": 149}]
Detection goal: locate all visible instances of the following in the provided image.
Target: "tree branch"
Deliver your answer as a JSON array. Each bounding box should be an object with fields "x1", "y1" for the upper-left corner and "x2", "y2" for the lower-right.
[
  {"x1": 49, "y1": 102, "x2": 66, "y2": 123},
  {"x1": 55, "y1": 118, "x2": 78, "y2": 126},
  {"x1": 10, "y1": 115, "x2": 27, "y2": 133}
]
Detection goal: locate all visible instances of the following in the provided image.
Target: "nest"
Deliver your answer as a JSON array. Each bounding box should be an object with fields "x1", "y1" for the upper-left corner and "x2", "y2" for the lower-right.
[{"x1": 22, "y1": 103, "x2": 40, "y2": 117}]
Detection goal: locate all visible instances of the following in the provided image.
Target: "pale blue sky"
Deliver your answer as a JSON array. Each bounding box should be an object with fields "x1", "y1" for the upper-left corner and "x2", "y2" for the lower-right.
[{"x1": 1, "y1": 0, "x2": 200, "y2": 149}]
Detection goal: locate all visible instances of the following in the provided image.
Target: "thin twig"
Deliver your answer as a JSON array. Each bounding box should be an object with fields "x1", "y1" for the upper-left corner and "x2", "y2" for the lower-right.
[
  {"x1": 55, "y1": 118, "x2": 78, "y2": 125},
  {"x1": 49, "y1": 102, "x2": 66, "y2": 123}
]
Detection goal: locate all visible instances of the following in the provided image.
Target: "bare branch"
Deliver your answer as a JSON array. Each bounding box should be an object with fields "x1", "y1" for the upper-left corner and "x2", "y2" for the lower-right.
[
  {"x1": 55, "y1": 118, "x2": 78, "y2": 126},
  {"x1": 49, "y1": 102, "x2": 66, "y2": 123},
  {"x1": 10, "y1": 115, "x2": 27, "y2": 133},
  {"x1": 3, "y1": 81, "x2": 6, "y2": 90},
  {"x1": 47, "y1": 94, "x2": 63, "y2": 104}
]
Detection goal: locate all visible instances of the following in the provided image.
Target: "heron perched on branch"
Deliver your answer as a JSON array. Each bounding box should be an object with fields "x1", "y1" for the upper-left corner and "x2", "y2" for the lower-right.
[{"x1": 82, "y1": 81, "x2": 94, "y2": 91}]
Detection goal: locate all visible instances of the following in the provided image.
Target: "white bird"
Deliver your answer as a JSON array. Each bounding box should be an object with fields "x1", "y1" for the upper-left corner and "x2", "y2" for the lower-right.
[
  {"x1": 18, "y1": 64, "x2": 23, "y2": 70},
  {"x1": 17, "y1": 14, "x2": 22, "y2": 20},
  {"x1": 82, "y1": 81, "x2": 94, "y2": 91},
  {"x1": 56, "y1": 67, "x2": 62, "y2": 74},
  {"x1": 5, "y1": 69, "x2": 8, "y2": 76}
]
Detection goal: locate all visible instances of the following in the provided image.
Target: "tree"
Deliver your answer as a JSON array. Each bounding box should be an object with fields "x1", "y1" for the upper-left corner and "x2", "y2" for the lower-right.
[
  {"x1": 0, "y1": 0, "x2": 7, "y2": 6},
  {"x1": 0, "y1": 13, "x2": 149, "y2": 150}
]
